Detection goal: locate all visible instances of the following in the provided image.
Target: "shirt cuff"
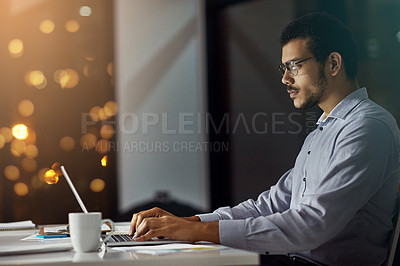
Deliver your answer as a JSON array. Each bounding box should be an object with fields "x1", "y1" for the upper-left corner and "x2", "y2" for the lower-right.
[
  {"x1": 219, "y1": 220, "x2": 246, "y2": 250},
  {"x1": 196, "y1": 213, "x2": 220, "y2": 222}
]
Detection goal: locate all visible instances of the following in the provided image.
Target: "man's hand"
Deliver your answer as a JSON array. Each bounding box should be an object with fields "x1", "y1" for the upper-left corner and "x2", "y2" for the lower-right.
[
  {"x1": 129, "y1": 207, "x2": 200, "y2": 236},
  {"x1": 134, "y1": 215, "x2": 219, "y2": 243},
  {"x1": 129, "y1": 207, "x2": 218, "y2": 243},
  {"x1": 129, "y1": 207, "x2": 175, "y2": 236}
]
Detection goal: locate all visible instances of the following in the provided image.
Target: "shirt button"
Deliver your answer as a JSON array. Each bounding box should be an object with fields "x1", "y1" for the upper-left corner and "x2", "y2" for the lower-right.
[
  {"x1": 307, "y1": 151, "x2": 311, "y2": 155},
  {"x1": 303, "y1": 177, "x2": 306, "y2": 181},
  {"x1": 319, "y1": 127, "x2": 323, "y2": 131}
]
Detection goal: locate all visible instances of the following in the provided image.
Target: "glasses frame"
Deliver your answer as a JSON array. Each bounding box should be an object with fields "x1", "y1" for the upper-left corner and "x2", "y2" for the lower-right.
[{"x1": 279, "y1": 56, "x2": 313, "y2": 76}]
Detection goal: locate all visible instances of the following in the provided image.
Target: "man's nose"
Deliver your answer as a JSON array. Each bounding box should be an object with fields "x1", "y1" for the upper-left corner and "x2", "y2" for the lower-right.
[{"x1": 281, "y1": 70, "x2": 294, "y2": 85}]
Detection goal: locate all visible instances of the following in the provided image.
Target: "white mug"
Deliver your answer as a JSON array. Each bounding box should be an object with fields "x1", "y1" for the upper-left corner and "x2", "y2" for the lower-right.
[{"x1": 68, "y1": 212, "x2": 114, "y2": 252}]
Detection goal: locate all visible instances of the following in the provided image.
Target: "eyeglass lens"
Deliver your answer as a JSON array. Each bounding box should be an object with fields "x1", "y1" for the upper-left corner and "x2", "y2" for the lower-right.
[{"x1": 279, "y1": 61, "x2": 298, "y2": 76}]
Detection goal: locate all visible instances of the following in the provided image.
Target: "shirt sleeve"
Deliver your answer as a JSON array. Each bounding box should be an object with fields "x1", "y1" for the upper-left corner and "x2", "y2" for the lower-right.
[
  {"x1": 197, "y1": 168, "x2": 293, "y2": 221},
  {"x1": 216, "y1": 117, "x2": 398, "y2": 253}
]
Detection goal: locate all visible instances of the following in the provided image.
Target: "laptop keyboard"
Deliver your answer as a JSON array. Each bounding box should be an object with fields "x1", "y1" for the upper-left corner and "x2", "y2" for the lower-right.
[{"x1": 107, "y1": 234, "x2": 134, "y2": 242}]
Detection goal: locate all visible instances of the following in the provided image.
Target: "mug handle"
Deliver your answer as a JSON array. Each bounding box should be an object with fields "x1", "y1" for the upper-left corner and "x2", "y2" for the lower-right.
[{"x1": 101, "y1": 219, "x2": 115, "y2": 243}]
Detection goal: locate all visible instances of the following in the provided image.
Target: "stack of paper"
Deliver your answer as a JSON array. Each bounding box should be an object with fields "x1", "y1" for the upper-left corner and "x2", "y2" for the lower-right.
[{"x1": 0, "y1": 220, "x2": 36, "y2": 231}]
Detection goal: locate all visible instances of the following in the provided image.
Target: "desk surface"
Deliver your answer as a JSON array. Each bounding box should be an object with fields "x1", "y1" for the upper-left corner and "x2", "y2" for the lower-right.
[{"x1": 0, "y1": 225, "x2": 259, "y2": 266}]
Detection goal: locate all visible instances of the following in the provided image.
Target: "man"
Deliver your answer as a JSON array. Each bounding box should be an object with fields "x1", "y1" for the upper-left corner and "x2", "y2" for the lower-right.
[{"x1": 129, "y1": 12, "x2": 400, "y2": 265}]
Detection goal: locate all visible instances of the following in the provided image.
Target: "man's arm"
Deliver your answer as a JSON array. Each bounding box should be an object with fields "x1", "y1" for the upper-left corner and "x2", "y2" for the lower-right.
[
  {"x1": 199, "y1": 168, "x2": 293, "y2": 222},
  {"x1": 129, "y1": 168, "x2": 293, "y2": 242}
]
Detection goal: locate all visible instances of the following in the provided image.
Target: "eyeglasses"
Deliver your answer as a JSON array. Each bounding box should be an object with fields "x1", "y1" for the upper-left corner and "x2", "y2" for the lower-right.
[{"x1": 279, "y1": 57, "x2": 313, "y2": 76}]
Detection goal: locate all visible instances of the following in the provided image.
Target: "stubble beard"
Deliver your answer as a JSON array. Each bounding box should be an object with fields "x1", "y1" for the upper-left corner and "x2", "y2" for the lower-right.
[{"x1": 295, "y1": 65, "x2": 327, "y2": 110}]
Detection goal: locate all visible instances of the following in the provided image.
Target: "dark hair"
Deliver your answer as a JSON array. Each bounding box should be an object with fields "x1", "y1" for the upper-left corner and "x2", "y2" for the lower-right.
[{"x1": 280, "y1": 12, "x2": 359, "y2": 80}]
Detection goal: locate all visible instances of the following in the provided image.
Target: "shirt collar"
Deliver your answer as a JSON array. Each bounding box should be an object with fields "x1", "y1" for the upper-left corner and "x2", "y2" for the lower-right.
[{"x1": 316, "y1": 87, "x2": 368, "y2": 125}]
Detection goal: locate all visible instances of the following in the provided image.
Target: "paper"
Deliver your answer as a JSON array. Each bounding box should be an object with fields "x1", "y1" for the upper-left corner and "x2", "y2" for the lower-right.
[
  {"x1": 44, "y1": 225, "x2": 68, "y2": 234},
  {"x1": 111, "y1": 243, "x2": 227, "y2": 255},
  {"x1": 0, "y1": 242, "x2": 72, "y2": 256},
  {"x1": 0, "y1": 220, "x2": 36, "y2": 231},
  {"x1": 21, "y1": 234, "x2": 71, "y2": 241},
  {"x1": 112, "y1": 224, "x2": 130, "y2": 234}
]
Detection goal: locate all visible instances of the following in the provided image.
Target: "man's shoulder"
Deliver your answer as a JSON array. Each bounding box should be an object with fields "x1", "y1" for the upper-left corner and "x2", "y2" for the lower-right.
[{"x1": 347, "y1": 98, "x2": 398, "y2": 132}]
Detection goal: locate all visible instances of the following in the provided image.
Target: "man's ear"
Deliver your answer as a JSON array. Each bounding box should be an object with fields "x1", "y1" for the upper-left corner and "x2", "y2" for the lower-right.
[{"x1": 329, "y1": 52, "x2": 342, "y2": 77}]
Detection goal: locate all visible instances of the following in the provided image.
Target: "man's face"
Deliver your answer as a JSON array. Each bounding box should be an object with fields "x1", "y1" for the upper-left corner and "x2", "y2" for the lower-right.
[{"x1": 281, "y1": 39, "x2": 327, "y2": 110}]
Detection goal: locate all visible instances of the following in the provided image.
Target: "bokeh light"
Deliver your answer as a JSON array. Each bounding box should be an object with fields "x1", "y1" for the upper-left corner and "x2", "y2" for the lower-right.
[
  {"x1": 100, "y1": 125, "x2": 114, "y2": 139},
  {"x1": 101, "y1": 155, "x2": 108, "y2": 167},
  {"x1": 51, "y1": 162, "x2": 63, "y2": 176},
  {"x1": 59, "y1": 136, "x2": 75, "y2": 151},
  {"x1": 21, "y1": 158, "x2": 37, "y2": 172},
  {"x1": 84, "y1": 55, "x2": 95, "y2": 61},
  {"x1": 90, "y1": 178, "x2": 105, "y2": 192},
  {"x1": 10, "y1": 139, "x2": 27, "y2": 157},
  {"x1": 25, "y1": 70, "x2": 47, "y2": 89},
  {"x1": 65, "y1": 19, "x2": 80, "y2": 33},
  {"x1": 0, "y1": 135, "x2": 5, "y2": 149},
  {"x1": 44, "y1": 169, "x2": 59, "y2": 185},
  {"x1": 25, "y1": 144, "x2": 38, "y2": 158},
  {"x1": 98, "y1": 108, "x2": 108, "y2": 120},
  {"x1": 0, "y1": 127, "x2": 13, "y2": 143},
  {"x1": 80, "y1": 133, "x2": 97, "y2": 150},
  {"x1": 107, "y1": 62, "x2": 113, "y2": 76},
  {"x1": 83, "y1": 64, "x2": 90, "y2": 77},
  {"x1": 54, "y1": 68, "x2": 79, "y2": 89},
  {"x1": 4, "y1": 165, "x2": 20, "y2": 181},
  {"x1": 104, "y1": 101, "x2": 118, "y2": 116},
  {"x1": 96, "y1": 139, "x2": 110, "y2": 154},
  {"x1": 38, "y1": 168, "x2": 50, "y2": 183},
  {"x1": 18, "y1": 99, "x2": 35, "y2": 117},
  {"x1": 89, "y1": 106, "x2": 101, "y2": 121},
  {"x1": 14, "y1": 183, "x2": 29, "y2": 196},
  {"x1": 79, "y1": 6, "x2": 92, "y2": 16},
  {"x1": 39, "y1": 19, "x2": 55, "y2": 34},
  {"x1": 8, "y1": 39, "x2": 23, "y2": 58},
  {"x1": 12, "y1": 124, "x2": 28, "y2": 140}
]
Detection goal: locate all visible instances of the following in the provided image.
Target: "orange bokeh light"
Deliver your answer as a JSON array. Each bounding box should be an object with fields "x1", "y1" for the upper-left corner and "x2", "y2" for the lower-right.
[
  {"x1": 65, "y1": 19, "x2": 80, "y2": 33},
  {"x1": 10, "y1": 139, "x2": 27, "y2": 157},
  {"x1": 90, "y1": 178, "x2": 105, "y2": 193},
  {"x1": 4, "y1": 165, "x2": 20, "y2": 181},
  {"x1": 0, "y1": 135, "x2": 4, "y2": 149},
  {"x1": 8, "y1": 39, "x2": 23, "y2": 58},
  {"x1": 0, "y1": 127, "x2": 13, "y2": 143},
  {"x1": 104, "y1": 101, "x2": 118, "y2": 117},
  {"x1": 12, "y1": 124, "x2": 28, "y2": 140},
  {"x1": 14, "y1": 182, "x2": 29, "y2": 196},
  {"x1": 59, "y1": 136, "x2": 75, "y2": 151},
  {"x1": 100, "y1": 125, "x2": 114, "y2": 139},
  {"x1": 101, "y1": 155, "x2": 108, "y2": 167},
  {"x1": 21, "y1": 158, "x2": 37, "y2": 172},
  {"x1": 44, "y1": 169, "x2": 59, "y2": 185},
  {"x1": 18, "y1": 100, "x2": 35, "y2": 117},
  {"x1": 39, "y1": 19, "x2": 55, "y2": 34},
  {"x1": 25, "y1": 70, "x2": 47, "y2": 89}
]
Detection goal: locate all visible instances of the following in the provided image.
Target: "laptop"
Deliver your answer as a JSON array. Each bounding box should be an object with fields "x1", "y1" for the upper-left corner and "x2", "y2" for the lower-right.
[
  {"x1": 60, "y1": 166, "x2": 187, "y2": 247},
  {"x1": 103, "y1": 233, "x2": 188, "y2": 247}
]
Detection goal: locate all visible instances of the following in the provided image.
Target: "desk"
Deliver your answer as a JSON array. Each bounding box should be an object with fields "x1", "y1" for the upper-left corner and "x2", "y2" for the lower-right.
[{"x1": 0, "y1": 225, "x2": 259, "y2": 265}]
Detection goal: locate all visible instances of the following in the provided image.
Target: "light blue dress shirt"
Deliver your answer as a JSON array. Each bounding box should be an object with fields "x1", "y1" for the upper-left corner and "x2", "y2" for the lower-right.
[{"x1": 198, "y1": 88, "x2": 400, "y2": 266}]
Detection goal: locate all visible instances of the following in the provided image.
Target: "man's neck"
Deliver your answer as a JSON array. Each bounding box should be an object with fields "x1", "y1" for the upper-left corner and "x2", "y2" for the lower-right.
[{"x1": 319, "y1": 79, "x2": 359, "y2": 116}]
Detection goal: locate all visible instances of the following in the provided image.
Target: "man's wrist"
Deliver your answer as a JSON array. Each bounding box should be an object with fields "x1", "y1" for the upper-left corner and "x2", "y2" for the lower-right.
[
  {"x1": 183, "y1": 216, "x2": 201, "y2": 222},
  {"x1": 195, "y1": 221, "x2": 220, "y2": 244}
]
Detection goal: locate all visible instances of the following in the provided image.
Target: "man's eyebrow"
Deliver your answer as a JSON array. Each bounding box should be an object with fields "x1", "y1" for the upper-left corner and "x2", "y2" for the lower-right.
[{"x1": 282, "y1": 57, "x2": 302, "y2": 64}]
